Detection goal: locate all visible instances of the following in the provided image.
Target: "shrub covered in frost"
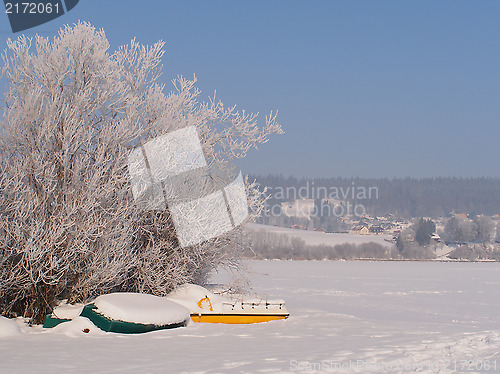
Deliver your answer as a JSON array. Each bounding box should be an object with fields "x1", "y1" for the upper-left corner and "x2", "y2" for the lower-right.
[{"x1": 0, "y1": 22, "x2": 281, "y2": 323}]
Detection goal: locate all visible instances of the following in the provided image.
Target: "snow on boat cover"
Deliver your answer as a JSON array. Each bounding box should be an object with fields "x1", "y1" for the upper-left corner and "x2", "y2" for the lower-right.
[{"x1": 81, "y1": 293, "x2": 190, "y2": 333}]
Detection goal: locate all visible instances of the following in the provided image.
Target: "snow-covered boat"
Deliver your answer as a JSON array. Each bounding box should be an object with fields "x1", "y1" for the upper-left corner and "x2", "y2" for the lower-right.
[
  {"x1": 43, "y1": 302, "x2": 84, "y2": 328},
  {"x1": 79, "y1": 293, "x2": 190, "y2": 333},
  {"x1": 167, "y1": 284, "x2": 289, "y2": 324}
]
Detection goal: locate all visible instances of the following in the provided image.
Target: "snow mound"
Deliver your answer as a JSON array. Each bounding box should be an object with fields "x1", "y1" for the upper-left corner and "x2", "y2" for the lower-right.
[
  {"x1": 51, "y1": 316, "x2": 106, "y2": 337},
  {"x1": 0, "y1": 316, "x2": 21, "y2": 338},
  {"x1": 167, "y1": 284, "x2": 226, "y2": 313},
  {"x1": 94, "y1": 293, "x2": 189, "y2": 325},
  {"x1": 52, "y1": 301, "x2": 84, "y2": 319}
]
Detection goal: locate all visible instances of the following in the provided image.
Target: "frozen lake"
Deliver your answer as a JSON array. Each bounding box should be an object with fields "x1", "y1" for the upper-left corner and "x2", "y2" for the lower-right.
[{"x1": 1, "y1": 260, "x2": 499, "y2": 373}]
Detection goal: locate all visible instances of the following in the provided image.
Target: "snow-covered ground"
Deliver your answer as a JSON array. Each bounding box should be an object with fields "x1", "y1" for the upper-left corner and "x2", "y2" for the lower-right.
[
  {"x1": 1, "y1": 260, "x2": 500, "y2": 373},
  {"x1": 245, "y1": 223, "x2": 394, "y2": 248}
]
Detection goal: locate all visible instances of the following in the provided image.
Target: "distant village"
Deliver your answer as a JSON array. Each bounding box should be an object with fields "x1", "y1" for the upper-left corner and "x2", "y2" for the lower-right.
[{"x1": 274, "y1": 198, "x2": 500, "y2": 244}]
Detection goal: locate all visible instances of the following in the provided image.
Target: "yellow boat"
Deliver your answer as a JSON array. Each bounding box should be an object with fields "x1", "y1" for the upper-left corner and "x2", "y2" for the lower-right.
[{"x1": 167, "y1": 284, "x2": 289, "y2": 324}]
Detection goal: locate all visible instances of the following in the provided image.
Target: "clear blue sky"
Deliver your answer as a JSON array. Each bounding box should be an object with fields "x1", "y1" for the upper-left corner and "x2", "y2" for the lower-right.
[{"x1": 1, "y1": 1, "x2": 499, "y2": 178}]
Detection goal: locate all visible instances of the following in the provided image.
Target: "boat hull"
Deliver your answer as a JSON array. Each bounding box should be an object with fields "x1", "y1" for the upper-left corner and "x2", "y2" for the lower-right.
[
  {"x1": 190, "y1": 313, "x2": 289, "y2": 324},
  {"x1": 81, "y1": 303, "x2": 187, "y2": 333},
  {"x1": 43, "y1": 315, "x2": 71, "y2": 328}
]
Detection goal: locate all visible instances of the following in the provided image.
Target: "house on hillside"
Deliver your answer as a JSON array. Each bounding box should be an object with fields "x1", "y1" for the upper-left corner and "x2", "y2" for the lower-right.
[
  {"x1": 369, "y1": 225, "x2": 384, "y2": 234},
  {"x1": 450, "y1": 211, "x2": 468, "y2": 220},
  {"x1": 431, "y1": 233, "x2": 441, "y2": 242},
  {"x1": 352, "y1": 226, "x2": 369, "y2": 235}
]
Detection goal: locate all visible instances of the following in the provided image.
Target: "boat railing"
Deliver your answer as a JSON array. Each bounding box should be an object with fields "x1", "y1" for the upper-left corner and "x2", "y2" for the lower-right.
[{"x1": 222, "y1": 300, "x2": 286, "y2": 310}]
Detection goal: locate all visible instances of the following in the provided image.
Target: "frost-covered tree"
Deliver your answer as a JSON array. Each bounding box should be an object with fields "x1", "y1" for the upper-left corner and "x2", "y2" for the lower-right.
[
  {"x1": 473, "y1": 215, "x2": 495, "y2": 244},
  {"x1": 0, "y1": 22, "x2": 282, "y2": 323},
  {"x1": 395, "y1": 220, "x2": 436, "y2": 259},
  {"x1": 414, "y1": 218, "x2": 436, "y2": 246},
  {"x1": 443, "y1": 216, "x2": 478, "y2": 244}
]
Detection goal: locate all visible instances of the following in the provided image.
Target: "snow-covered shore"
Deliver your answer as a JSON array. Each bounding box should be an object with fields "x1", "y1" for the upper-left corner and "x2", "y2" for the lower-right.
[
  {"x1": 1, "y1": 260, "x2": 499, "y2": 373},
  {"x1": 245, "y1": 223, "x2": 394, "y2": 247}
]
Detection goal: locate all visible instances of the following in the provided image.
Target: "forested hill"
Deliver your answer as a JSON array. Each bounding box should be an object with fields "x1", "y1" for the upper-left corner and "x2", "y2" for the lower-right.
[{"x1": 249, "y1": 175, "x2": 500, "y2": 218}]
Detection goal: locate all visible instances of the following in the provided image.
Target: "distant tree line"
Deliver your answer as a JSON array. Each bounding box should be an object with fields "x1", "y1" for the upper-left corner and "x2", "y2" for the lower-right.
[
  {"x1": 244, "y1": 227, "x2": 500, "y2": 261},
  {"x1": 251, "y1": 175, "x2": 500, "y2": 218},
  {"x1": 448, "y1": 244, "x2": 500, "y2": 261},
  {"x1": 243, "y1": 231, "x2": 435, "y2": 261}
]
